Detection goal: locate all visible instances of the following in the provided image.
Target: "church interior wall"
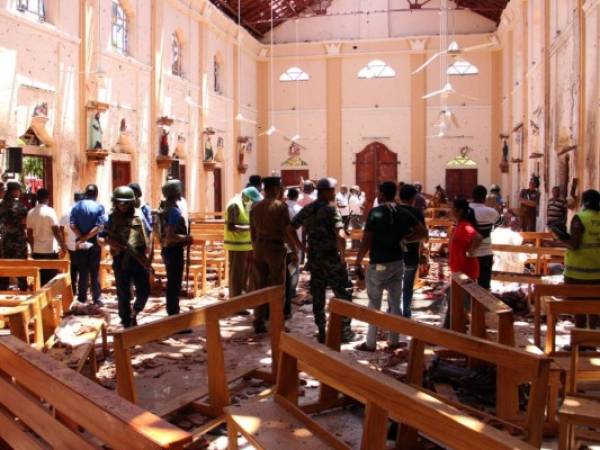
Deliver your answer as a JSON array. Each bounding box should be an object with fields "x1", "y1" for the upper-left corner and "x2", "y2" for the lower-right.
[{"x1": 498, "y1": 0, "x2": 600, "y2": 226}]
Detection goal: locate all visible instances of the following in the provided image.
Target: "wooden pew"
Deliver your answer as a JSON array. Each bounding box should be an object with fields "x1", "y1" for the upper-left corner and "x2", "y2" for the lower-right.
[
  {"x1": 325, "y1": 298, "x2": 551, "y2": 448},
  {"x1": 0, "y1": 266, "x2": 40, "y2": 292},
  {"x1": 426, "y1": 218, "x2": 454, "y2": 253},
  {"x1": 225, "y1": 332, "x2": 537, "y2": 450},
  {"x1": 532, "y1": 283, "x2": 600, "y2": 347},
  {"x1": 0, "y1": 258, "x2": 70, "y2": 274},
  {"x1": 452, "y1": 274, "x2": 564, "y2": 434},
  {"x1": 112, "y1": 286, "x2": 284, "y2": 431},
  {"x1": 450, "y1": 273, "x2": 515, "y2": 346},
  {"x1": 424, "y1": 206, "x2": 451, "y2": 219},
  {"x1": 0, "y1": 335, "x2": 191, "y2": 449},
  {"x1": 189, "y1": 211, "x2": 224, "y2": 223},
  {"x1": 491, "y1": 243, "x2": 566, "y2": 277},
  {"x1": 558, "y1": 328, "x2": 600, "y2": 450}
]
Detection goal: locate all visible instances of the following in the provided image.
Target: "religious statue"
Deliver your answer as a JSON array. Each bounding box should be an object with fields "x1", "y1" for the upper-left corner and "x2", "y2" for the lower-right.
[
  {"x1": 89, "y1": 112, "x2": 103, "y2": 149},
  {"x1": 204, "y1": 135, "x2": 214, "y2": 161},
  {"x1": 159, "y1": 128, "x2": 170, "y2": 156},
  {"x1": 214, "y1": 136, "x2": 224, "y2": 162},
  {"x1": 32, "y1": 102, "x2": 48, "y2": 117},
  {"x1": 500, "y1": 139, "x2": 509, "y2": 173},
  {"x1": 238, "y1": 142, "x2": 246, "y2": 167}
]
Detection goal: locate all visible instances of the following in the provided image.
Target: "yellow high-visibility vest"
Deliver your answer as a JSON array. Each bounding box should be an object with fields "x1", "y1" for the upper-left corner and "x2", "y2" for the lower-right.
[
  {"x1": 565, "y1": 209, "x2": 600, "y2": 280},
  {"x1": 224, "y1": 195, "x2": 252, "y2": 251}
]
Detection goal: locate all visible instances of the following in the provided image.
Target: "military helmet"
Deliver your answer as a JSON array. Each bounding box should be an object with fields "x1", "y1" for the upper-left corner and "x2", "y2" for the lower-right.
[
  {"x1": 162, "y1": 179, "x2": 183, "y2": 199},
  {"x1": 112, "y1": 186, "x2": 136, "y2": 203}
]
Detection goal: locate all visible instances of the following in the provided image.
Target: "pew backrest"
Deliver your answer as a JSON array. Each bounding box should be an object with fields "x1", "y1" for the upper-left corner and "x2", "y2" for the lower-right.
[
  {"x1": 277, "y1": 333, "x2": 536, "y2": 450},
  {"x1": 0, "y1": 335, "x2": 191, "y2": 449}
]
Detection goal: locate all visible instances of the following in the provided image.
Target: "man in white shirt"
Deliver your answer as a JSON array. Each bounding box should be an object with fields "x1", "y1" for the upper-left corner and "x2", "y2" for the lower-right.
[
  {"x1": 335, "y1": 184, "x2": 350, "y2": 226},
  {"x1": 470, "y1": 185, "x2": 501, "y2": 289},
  {"x1": 60, "y1": 192, "x2": 83, "y2": 293},
  {"x1": 284, "y1": 188, "x2": 303, "y2": 318},
  {"x1": 298, "y1": 180, "x2": 317, "y2": 207},
  {"x1": 26, "y1": 189, "x2": 67, "y2": 286}
]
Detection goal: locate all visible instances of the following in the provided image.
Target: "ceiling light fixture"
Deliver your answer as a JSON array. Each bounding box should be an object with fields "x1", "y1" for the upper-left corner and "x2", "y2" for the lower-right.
[{"x1": 447, "y1": 58, "x2": 479, "y2": 76}]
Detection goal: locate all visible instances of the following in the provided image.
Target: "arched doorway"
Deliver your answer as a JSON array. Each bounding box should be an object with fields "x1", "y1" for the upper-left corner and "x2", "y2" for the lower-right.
[{"x1": 355, "y1": 142, "x2": 398, "y2": 208}]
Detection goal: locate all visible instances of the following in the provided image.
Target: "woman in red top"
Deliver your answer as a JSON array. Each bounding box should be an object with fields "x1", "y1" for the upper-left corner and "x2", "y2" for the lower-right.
[
  {"x1": 449, "y1": 198, "x2": 482, "y2": 279},
  {"x1": 442, "y1": 199, "x2": 483, "y2": 329}
]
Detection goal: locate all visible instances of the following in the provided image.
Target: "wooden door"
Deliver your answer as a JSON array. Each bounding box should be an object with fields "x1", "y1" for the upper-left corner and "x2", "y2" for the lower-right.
[
  {"x1": 445, "y1": 169, "x2": 478, "y2": 201},
  {"x1": 355, "y1": 142, "x2": 398, "y2": 209},
  {"x1": 112, "y1": 161, "x2": 131, "y2": 190},
  {"x1": 214, "y1": 167, "x2": 222, "y2": 212},
  {"x1": 22, "y1": 154, "x2": 53, "y2": 207},
  {"x1": 281, "y1": 169, "x2": 309, "y2": 187}
]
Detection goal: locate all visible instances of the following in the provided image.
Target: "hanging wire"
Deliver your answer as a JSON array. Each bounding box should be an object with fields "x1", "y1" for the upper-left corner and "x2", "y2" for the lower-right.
[
  {"x1": 237, "y1": 0, "x2": 242, "y2": 119},
  {"x1": 269, "y1": 0, "x2": 275, "y2": 134},
  {"x1": 294, "y1": 17, "x2": 300, "y2": 141}
]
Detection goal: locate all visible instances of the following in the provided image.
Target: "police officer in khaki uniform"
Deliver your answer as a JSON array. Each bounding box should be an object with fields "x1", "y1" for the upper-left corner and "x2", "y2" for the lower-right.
[
  {"x1": 250, "y1": 176, "x2": 302, "y2": 333},
  {"x1": 104, "y1": 186, "x2": 152, "y2": 327}
]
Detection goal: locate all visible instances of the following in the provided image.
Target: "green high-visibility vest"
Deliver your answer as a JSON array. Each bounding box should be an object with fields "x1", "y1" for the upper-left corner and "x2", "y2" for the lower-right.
[
  {"x1": 565, "y1": 209, "x2": 600, "y2": 280},
  {"x1": 224, "y1": 195, "x2": 252, "y2": 251}
]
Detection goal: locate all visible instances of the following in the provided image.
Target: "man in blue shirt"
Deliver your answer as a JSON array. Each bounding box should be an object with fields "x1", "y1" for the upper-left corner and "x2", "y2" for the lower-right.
[
  {"x1": 70, "y1": 184, "x2": 106, "y2": 306},
  {"x1": 128, "y1": 183, "x2": 153, "y2": 233}
]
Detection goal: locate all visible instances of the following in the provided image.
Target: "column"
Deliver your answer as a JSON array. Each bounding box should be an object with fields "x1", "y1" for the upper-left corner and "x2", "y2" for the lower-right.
[
  {"x1": 257, "y1": 58, "x2": 269, "y2": 174},
  {"x1": 326, "y1": 43, "x2": 342, "y2": 182},
  {"x1": 409, "y1": 40, "x2": 427, "y2": 188}
]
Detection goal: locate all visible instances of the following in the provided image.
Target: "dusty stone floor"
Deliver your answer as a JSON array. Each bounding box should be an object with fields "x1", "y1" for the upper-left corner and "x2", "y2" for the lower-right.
[{"x1": 84, "y1": 257, "x2": 592, "y2": 450}]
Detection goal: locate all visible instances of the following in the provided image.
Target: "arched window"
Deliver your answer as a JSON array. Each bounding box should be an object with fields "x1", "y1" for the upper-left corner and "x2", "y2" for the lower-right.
[
  {"x1": 214, "y1": 54, "x2": 223, "y2": 95},
  {"x1": 17, "y1": 0, "x2": 45, "y2": 22},
  {"x1": 172, "y1": 32, "x2": 183, "y2": 77},
  {"x1": 358, "y1": 60, "x2": 396, "y2": 79},
  {"x1": 279, "y1": 67, "x2": 310, "y2": 82},
  {"x1": 111, "y1": 0, "x2": 129, "y2": 55}
]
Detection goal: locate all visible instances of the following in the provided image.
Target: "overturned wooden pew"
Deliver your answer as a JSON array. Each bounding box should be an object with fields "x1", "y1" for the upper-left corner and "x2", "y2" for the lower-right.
[
  {"x1": 112, "y1": 286, "x2": 284, "y2": 432},
  {"x1": 0, "y1": 335, "x2": 191, "y2": 449},
  {"x1": 325, "y1": 298, "x2": 551, "y2": 448},
  {"x1": 225, "y1": 332, "x2": 536, "y2": 450}
]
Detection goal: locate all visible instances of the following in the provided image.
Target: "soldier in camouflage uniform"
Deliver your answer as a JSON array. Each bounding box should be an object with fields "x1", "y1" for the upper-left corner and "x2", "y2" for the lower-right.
[
  {"x1": 0, "y1": 181, "x2": 28, "y2": 290},
  {"x1": 103, "y1": 186, "x2": 151, "y2": 327},
  {"x1": 289, "y1": 177, "x2": 355, "y2": 343}
]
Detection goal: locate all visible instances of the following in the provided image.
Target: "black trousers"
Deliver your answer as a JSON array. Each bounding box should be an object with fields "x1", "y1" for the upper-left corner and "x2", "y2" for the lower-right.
[
  {"x1": 477, "y1": 255, "x2": 494, "y2": 290},
  {"x1": 113, "y1": 253, "x2": 150, "y2": 327},
  {"x1": 32, "y1": 252, "x2": 59, "y2": 286},
  {"x1": 68, "y1": 250, "x2": 79, "y2": 294},
  {"x1": 71, "y1": 244, "x2": 101, "y2": 303},
  {"x1": 162, "y1": 246, "x2": 184, "y2": 316}
]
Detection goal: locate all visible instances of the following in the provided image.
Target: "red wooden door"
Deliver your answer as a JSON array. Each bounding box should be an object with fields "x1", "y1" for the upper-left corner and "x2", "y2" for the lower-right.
[
  {"x1": 281, "y1": 169, "x2": 309, "y2": 187},
  {"x1": 355, "y1": 142, "x2": 398, "y2": 209},
  {"x1": 112, "y1": 161, "x2": 131, "y2": 190},
  {"x1": 214, "y1": 167, "x2": 222, "y2": 212},
  {"x1": 445, "y1": 169, "x2": 478, "y2": 201}
]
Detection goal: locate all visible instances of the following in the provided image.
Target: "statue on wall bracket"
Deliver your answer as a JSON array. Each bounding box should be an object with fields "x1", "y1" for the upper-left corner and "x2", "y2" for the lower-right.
[
  {"x1": 159, "y1": 128, "x2": 170, "y2": 156},
  {"x1": 89, "y1": 112, "x2": 103, "y2": 150},
  {"x1": 203, "y1": 127, "x2": 215, "y2": 161}
]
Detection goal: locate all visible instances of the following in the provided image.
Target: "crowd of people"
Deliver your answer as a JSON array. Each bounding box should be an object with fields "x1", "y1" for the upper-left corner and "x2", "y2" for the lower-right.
[{"x1": 0, "y1": 174, "x2": 599, "y2": 346}]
